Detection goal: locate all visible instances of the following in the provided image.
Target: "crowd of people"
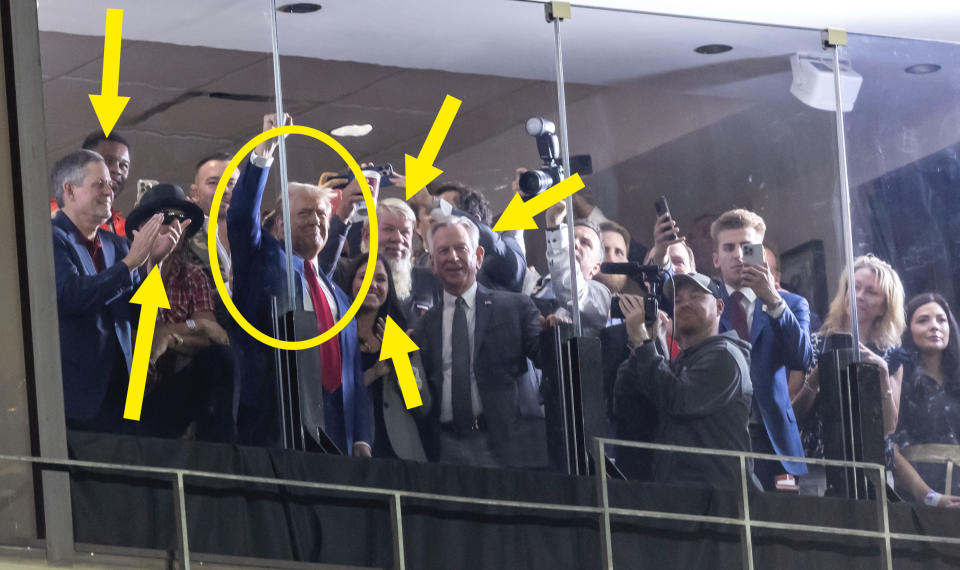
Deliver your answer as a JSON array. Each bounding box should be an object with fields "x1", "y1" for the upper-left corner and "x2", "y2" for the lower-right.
[{"x1": 51, "y1": 113, "x2": 960, "y2": 506}]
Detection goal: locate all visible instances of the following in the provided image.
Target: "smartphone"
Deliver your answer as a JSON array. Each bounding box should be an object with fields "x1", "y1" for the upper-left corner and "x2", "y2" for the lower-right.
[
  {"x1": 654, "y1": 195, "x2": 678, "y2": 240},
  {"x1": 136, "y1": 179, "x2": 158, "y2": 203},
  {"x1": 741, "y1": 243, "x2": 765, "y2": 266}
]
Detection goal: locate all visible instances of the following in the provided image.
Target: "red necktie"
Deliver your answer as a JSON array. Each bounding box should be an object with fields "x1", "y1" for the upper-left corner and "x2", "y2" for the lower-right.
[
  {"x1": 304, "y1": 260, "x2": 342, "y2": 392},
  {"x1": 729, "y1": 290, "x2": 750, "y2": 341}
]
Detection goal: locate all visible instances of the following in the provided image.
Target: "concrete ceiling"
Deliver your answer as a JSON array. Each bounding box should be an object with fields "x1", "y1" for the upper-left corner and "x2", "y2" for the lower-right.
[{"x1": 36, "y1": 0, "x2": 960, "y2": 282}]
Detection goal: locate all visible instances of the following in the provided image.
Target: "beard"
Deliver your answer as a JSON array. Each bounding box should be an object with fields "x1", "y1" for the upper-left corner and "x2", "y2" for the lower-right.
[{"x1": 386, "y1": 255, "x2": 413, "y2": 300}]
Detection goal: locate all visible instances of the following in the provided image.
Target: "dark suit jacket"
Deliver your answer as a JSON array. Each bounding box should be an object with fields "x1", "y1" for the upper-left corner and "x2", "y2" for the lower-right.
[
  {"x1": 413, "y1": 283, "x2": 546, "y2": 468},
  {"x1": 52, "y1": 211, "x2": 140, "y2": 421},
  {"x1": 228, "y1": 160, "x2": 369, "y2": 451},
  {"x1": 719, "y1": 287, "x2": 813, "y2": 474}
]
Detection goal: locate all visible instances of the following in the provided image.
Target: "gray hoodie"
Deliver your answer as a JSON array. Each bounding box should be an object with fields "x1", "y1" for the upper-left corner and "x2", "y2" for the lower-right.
[{"x1": 615, "y1": 330, "x2": 754, "y2": 489}]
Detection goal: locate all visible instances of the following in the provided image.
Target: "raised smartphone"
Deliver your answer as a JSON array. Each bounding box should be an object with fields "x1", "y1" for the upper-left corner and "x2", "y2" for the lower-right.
[
  {"x1": 741, "y1": 243, "x2": 765, "y2": 266},
  {"x1": 654, "y1": 195, "x2": 678, "y2": 240}
]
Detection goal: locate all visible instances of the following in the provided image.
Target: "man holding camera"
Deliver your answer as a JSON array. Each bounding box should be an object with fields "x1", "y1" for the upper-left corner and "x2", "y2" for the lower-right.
[
  {"x1": 711, "y1": 209, "x2": 812, "y2": 490},
  {"x1": 531, "y1": 201, "x2": 611, "y2": 335},
  {"x1": 614, "y1": 272, "x2": 754, "y2": 489}
]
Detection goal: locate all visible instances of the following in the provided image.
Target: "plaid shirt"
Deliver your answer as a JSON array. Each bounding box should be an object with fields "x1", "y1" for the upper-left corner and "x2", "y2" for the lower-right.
[{"x1": 158, "y1": 253, "x2": 215, "y2": 324}]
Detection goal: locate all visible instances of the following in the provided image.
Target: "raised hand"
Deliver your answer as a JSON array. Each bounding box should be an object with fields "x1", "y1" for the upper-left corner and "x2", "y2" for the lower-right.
[
  {"x1": 253, "y1": 112, "x2": 293, "y2": 159},
  {"x1": 651, "y1": 212, "x2": 684, "y2": 267},
  {"x1": 740, "y1": 262, "x2": 780, "y2": 306},
  {"x1": 123, "y1": 213, "x2": 163, "y2": 270}
]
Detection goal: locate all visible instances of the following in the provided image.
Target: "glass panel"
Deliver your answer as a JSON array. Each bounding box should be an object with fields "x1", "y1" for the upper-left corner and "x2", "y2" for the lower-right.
[
  {"x1": 271, "y1": 0, "x2": 559, "y2": 466},
  {"x1": 0, "y1": 102, "x2": 35, "y2": 544},
  {"x1": 842, "y1": 33, "x2": 960, "y2": 521},
  {"x1": 36, "y1": 0, "x2": 277, "y2": 551},
  {"x1": 559, "y1": 5, "x2": 840, "y2": 500}
]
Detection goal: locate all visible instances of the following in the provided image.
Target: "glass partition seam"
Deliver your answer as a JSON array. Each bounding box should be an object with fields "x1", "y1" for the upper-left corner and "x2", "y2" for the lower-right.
[
  {"x1": 269, "y1": 0, "x2": 296, "y2": 309},
  {"x1": 3, "y1": 0, "x2": 69, "y2": 560},
  {"x1": 553, "y1": 16, "x2": 581, "y2": 335},
  {"x1": 831, "y1": 42, "x2": 860, "y2": 358}
]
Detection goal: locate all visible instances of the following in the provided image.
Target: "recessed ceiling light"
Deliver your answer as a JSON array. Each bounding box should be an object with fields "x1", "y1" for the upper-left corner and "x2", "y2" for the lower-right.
[
  {"x1": 331, "y1": 124, "x2": 373, "y2": 137},
  {"x1": 277, "y1": 3, "x2": 321, "y2": 14},
  {"x1": 694, "y1": 44, "x2": 733, "y2": 55},
  {"x1": 905, "y1": 63, "x2": 940, "y2": 74}
]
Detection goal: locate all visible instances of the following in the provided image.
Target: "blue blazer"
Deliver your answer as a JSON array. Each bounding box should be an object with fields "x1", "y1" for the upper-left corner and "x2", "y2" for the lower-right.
[
  {"x1": 228, "y1": 160, "x2": 369, "y2": 451},
  {"x1": 719, "y1": 287, "x2": 813, "y2": 474},
  {"x1": 52, "y1": 211, "x2": 140, "y2": 421}
]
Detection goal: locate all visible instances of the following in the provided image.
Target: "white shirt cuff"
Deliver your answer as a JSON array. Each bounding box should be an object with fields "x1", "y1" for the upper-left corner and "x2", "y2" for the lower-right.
[
  {"x1": 764, "y1": 298, "x2": 787, "y2": 319},
  {"x1": 250, "y1": 151, "x2": 273, "y2": 168}
]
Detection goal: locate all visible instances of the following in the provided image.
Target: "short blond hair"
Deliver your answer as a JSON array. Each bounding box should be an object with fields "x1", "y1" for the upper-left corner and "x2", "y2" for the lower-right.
[
  {"x1": 710, "y1": 208, "x2": 766, "y2": 246},
  {"x1": 820, "y1": 254, "x2": 906, "y2": 351}
]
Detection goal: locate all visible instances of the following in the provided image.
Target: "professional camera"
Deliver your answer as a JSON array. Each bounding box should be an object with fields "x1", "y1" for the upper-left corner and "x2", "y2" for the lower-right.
[
  {"x1": 519, "y1": 117, "x2": 593, "y2": 199},
  {"x1": 600, "y1": 262, "x2": 665, "y2": 325}
]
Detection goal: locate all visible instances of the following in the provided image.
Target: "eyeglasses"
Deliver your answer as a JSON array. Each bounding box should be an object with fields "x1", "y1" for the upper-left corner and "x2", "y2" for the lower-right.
[{"x1": 160, "y1": 208, "x2": 188, "y2": 225}]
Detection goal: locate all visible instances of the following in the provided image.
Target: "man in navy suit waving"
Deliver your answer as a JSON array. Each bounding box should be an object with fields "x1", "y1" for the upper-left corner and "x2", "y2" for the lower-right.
[
  {"x1": 229, "y1": 114, "x2": 370, "y2": 455},
  {"x1": 711, "y1": 209, "x2": 813, "y2": 490},
  {"x1": 52, "y1": 149, "x2": 187, "y2": 433}
]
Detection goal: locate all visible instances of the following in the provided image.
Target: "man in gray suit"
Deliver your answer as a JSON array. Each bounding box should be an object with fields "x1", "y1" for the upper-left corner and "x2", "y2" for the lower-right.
[{"x1": 413, "y1": 216, "x2": 546, "y2": 469}]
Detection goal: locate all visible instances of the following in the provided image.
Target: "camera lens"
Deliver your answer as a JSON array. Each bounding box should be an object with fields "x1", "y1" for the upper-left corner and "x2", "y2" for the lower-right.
[{"x1": 518, "y1": 169, "x2": 553, "y2": 199}]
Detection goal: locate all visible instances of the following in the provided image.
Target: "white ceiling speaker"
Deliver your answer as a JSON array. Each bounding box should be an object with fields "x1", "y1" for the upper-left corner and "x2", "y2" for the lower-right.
[{"x1": 789, "y1": 52, "x2": 863, "y2": 112}]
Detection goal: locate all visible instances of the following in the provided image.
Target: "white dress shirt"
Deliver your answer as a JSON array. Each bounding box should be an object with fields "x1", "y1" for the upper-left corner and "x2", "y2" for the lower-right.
[
  {"x1": 301, "y1": 255, "x2": 339, "y2": 319},
  {"x1": 440, "y1": 281, "x2": 483, "y2": 422},
  {"x1": 724, "y1": 283, "x2": 787, "y2": 335}
]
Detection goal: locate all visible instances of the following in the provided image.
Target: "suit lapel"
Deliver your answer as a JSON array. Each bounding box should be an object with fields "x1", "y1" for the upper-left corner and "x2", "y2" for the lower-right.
[
  {"x1": 68, "y1": 230, "x2": 98, "y2": 276},
  {"x1": 750, "y1": 297, "x2": 769, "y2": 345},
  {"x1": 473, "y1": 285, "x2": 492, "y2": 357},
  {"x1": 290, "y1": 256, "x2": 306, "y2": 310},
  {"x1": 100, "y1": 231, "x2": 117, "y2": 269},
  {"x1": 427, "y1": 302, "x2": 444, "y2": 391},
  {"x1": 718, "y1": 285, "x2": 732, "y2": 333}
]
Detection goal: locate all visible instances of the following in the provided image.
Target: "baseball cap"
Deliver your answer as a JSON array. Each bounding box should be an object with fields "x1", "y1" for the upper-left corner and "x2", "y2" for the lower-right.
[{"x1": 664, "y1": 271, "x2": 720, "y2": 299}]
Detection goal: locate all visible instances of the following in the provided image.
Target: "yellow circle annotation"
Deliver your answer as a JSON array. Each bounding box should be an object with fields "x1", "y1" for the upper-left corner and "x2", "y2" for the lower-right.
[{"x1": 206, "y1": 124, "x2": 379, "y2": 351}]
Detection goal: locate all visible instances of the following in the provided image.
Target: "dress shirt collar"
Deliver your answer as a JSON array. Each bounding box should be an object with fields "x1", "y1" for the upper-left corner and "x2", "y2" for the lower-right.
[
  {"x1": 725, "y1": 282, "x2": 757, "y2": 304},
  {"x1": 443, "y1": 281, "x2": 478, "y2": 310}
]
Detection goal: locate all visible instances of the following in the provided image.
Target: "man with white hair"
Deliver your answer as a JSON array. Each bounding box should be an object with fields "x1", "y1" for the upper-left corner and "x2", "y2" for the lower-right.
[
  {"x1": 359, "y1": 197, "x2": 418, "y2": 300},
  {"x1": 229, "y1": 114, "x2": 370, "y2": 454},
  {"x1": 413, "y1": 216, "x2": 546, "y2": 468}
]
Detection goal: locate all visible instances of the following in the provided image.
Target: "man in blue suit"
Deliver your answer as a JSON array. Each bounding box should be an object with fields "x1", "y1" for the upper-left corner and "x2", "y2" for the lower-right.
[
  {"x1": 711, "y1": 209, "x2": 813, "y2": 490},
  {"x1": 52, "y1": 149, "x2": 184, "y2": 433},
  {"x1": 229, "y1": 114, "x2": 370, "y2": 455}
]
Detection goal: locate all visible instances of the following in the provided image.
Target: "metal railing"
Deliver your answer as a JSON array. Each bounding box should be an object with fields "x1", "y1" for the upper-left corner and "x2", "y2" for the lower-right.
[{"x1": 3, "y1": 439, "x2": 960, "y2": 570}]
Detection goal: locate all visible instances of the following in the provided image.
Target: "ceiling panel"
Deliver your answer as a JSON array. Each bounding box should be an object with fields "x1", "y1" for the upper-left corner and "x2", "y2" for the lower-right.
[
  {"x1": 65, "y1": 39, "x2": 269, "y2": 90},
  {"x1": 42, "y1": 76, "x2": 179, "y2": 145},
  {"x1": 206, "y1": 55, "x2": 401, "y2": 104},
  {"x1": 344, "y1": 68, "x2": 531, "y2": 113},
  {"x1": 136, "y1": 95, "x2": 276, "y2": 140},
  {"x1": 285, "y1": 103, "x2": 432, "y2": 164},
  {"x1": 39, "y1": 31, "x2": 103, "y2": 80}
]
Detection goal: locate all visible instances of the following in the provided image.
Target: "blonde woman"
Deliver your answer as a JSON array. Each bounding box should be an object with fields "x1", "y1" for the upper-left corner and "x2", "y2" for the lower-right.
[{"x1": 792, "y1": 255, "x2": 906, "y2": 493}]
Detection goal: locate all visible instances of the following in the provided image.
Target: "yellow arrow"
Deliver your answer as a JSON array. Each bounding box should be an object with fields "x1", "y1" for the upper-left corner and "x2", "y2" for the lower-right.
[
  {"x1": 123, "y1": 267, "x2": 170, "y2": 421},
  {"x1": 492, "y1": 173, "x2": 586, "y2": 232},
  {"x1": 404, "y1": 94, "x2": 461, "y2": 199},
  {"x1": 378, "y1": 316, "x2": 423, "y2": 409},
  {"x1": 88, "y1": 8, "x2": 130, "y2": 138}
]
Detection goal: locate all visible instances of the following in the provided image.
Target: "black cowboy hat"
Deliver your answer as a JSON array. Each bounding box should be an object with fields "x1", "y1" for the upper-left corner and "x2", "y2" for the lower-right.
[{"x1": 124, "y1": 183, "x2": 204, "y2": 240}]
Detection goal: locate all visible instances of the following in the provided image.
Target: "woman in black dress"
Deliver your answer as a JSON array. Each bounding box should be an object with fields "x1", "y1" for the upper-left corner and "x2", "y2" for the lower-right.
[
  {"x1": 341, "y1": 256, "x2": 427, "y2": 460},
  {"x1": 892, "y1": 293, "x2": 960, "y2": 507}
]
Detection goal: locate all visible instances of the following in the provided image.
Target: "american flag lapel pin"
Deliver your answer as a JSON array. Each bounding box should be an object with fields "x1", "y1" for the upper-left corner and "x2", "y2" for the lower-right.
[{"x1": 484, "y1": 300, "x2": 492, "y2": 305}]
